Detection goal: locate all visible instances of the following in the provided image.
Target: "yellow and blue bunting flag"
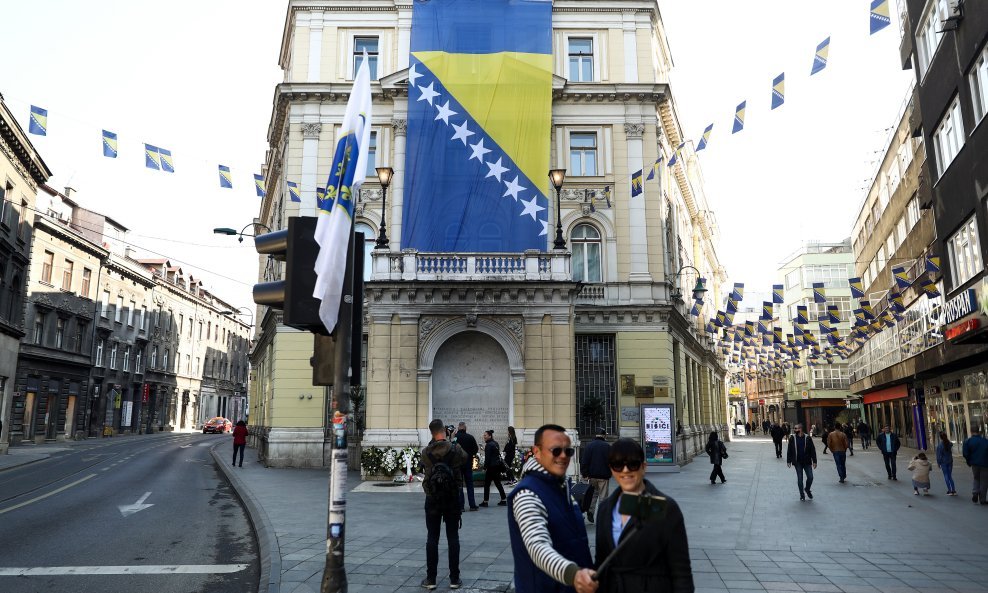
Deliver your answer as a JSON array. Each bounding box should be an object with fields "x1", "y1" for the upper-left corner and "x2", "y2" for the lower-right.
[
  {"x1": 144, "y1": 144, "x2": 160, "y2": 170},
  {"x1": 827, "y1": 305, "x2": 840, "y2": 324},
  {"x1": 730, "y1": 282, "x2": 744, "y2": 302},
  {"x1": 920, "y1": 277, "x2": 940, "y2": 298},
  {"x1": 732, "y1": 101, "x2": 746, "y2": 134},
  {"x1": 771, "y1": 73, "x2": 785, "y2": 110},
  {"x1": 287, "y1": 180, "x2": 301, "y2": 203},
  {"x1": 645, "y1": 158, "x2": 661, "y2": 181},
  {"x1": 811, "y1": 37, "x2": 830, "y2": 75},
  {"x1": 219, "y1": 165, "x2": 233, "y2": 189},
  {"x1": 796, "y1": 305, "x2": 808, "y2": 325},
  {"x1": 870, "y1": 0, "x2": 891, "y2": 35},
  {"x1": 690, "y1": 298, "x2": 704, "y2": 317},
  {"x1": 254, "y1": 174, "x2": 266, "y2": 198},
  {"x1": 892, "y1": 265, "x2": 911, "y2": 290},
  {"x1": 696, "y1": 124, "x2": 713, "y2": 151},
  {"x1": 848, "y1": 277, "x2": 864, "y2": 298},
  {"x1": 401, "y1": 0, "x2": 552, "y2": 250},
  {"x1": 667, "y1": 142, "x2": 685, "y2": 167},
  {"x1": 631, "y1": 169, "x2": 644, "y2": 197},
  {"x1": 102, "y1": 130, "x2": 118, "y2": 158},
  {"x1": 812, "y1": 282, "x2": 826, "y2": 304},
  {"x1": 29, "y1": 105, "x2": 48, "y2": 136},
  {"x1": 772, "y1": 284, "x2": 784, "y2": 304},
  {"x1": 926, "y1": 256, "x2": 941, "y2": 274},
  {"x1": 159, "y1": 148, "x2": 175, "y2": 173},
  {"x1": 760, "y1": 302, "x2": 773, "y2": 321}
]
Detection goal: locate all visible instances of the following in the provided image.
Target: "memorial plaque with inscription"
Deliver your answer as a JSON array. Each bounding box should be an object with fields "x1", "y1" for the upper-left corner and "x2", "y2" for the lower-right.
[
  {"x1": 432, "y1": 331, "x2": 511, "y2": 432},
  {"x1": 620, "y1": 374, "x2": 635, "y2": 396}
]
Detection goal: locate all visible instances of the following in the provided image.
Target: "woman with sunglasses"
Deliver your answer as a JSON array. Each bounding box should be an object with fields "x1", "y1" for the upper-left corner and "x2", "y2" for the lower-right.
[{"x1": 594, "y1": 438, "x2": 694, "y2": 593}]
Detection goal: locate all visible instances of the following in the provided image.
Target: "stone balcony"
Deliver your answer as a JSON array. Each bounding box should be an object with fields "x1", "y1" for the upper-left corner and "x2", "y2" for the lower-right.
[{"x1": 370, "y1": 249, "x2": 571, "y2": 282}]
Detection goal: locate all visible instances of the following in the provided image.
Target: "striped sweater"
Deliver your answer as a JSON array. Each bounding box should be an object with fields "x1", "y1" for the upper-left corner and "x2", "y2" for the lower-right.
[{"x1": 510, "y1": 457, "x2": 579, "y2": 586}]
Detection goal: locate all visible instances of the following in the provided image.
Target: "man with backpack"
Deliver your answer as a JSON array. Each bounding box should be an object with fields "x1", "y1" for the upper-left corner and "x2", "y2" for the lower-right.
[
  {"x1": 421, "y1": 418, "x2": 469, "y2": 589},
  {"x1": 452, "y1": 422, "x2": 480, "y2": 511}
]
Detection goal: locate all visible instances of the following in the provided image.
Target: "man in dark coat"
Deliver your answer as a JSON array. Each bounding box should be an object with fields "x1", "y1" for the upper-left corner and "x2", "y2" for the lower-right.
[
  {"x1": 786, "y1": 423, "x2": 817, "y2": 501},
  {"x1": 770, "y1": 423, "x2": 785, "y2": 458},
  {"x1": 842, "y1": 422, "x2": 855, "y2": 456},
  {"x1": 762, "y1": 419, "x2": 770, "y2": 435},
  {"x1": 876, "y1": 425, "x2": 901, "y2": 480},
  {"x1": 421, "y1": 418, "x2": 469, "y2": 589},
  {"x1": 479, "y1": 430, "x2": 506, "y2": 507},
  {"x1": 579, "y1": 428, "x2": 611, "y2": 524},
  {"x1": 452, "y1": 422, "x2": 480, "y2": 511},
  {"x1": 857, "y1": 420, "x2": 871, "y2": 450}
]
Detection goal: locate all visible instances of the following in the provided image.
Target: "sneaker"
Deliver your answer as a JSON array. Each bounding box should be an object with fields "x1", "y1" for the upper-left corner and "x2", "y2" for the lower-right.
[
  {"x1": 892, "y1": 476, "x2": 897, "y2": 481},
  {"x1": 421, "y1": 578, "x2": 437, "y2": 590},
  {"x1": 497, "y1": 500, "x2": 507, "y2": 506},
  {"x1": 806, "y1": 489, "x2": 813, "y2": 500},
  {"x1": 478, "y1": 501, "x2": 488, "y2": 508},
  {"x1": 974, "y1": 494, "x2": 980, "y2": 503},
  {"x1": 449, "y1": 578, "x2": 462, "y2": 589},
  {"x1": 914, "y1": 490, "x2": 920, "y2": 495},
  {"x1": 800, "y1": 494, "x2": 805, "y2": 501}
]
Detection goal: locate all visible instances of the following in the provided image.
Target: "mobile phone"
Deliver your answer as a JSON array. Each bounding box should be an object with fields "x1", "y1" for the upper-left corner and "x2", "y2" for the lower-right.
[{"x1": 617, "y1": 491, "x2": 669, "y2": 521}]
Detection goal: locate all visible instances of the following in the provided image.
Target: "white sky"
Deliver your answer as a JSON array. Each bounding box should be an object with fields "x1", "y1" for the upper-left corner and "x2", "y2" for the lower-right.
[{"x1": 1, "y1": 0, "x2": 913, "y2": 314}]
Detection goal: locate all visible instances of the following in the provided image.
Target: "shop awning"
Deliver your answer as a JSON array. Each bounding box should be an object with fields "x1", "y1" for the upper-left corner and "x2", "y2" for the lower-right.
[{"x1": 862, "y1": 384, "x2": 908, "y2": 405}]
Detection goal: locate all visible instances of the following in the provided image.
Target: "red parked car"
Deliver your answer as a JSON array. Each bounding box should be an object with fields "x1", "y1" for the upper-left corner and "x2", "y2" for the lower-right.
[{"x1": 203, "y1": 417, "x2": 232, "y2": 434}]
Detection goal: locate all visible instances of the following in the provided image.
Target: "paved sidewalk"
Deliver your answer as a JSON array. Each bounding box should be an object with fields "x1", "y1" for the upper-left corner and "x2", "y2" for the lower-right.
[{"x1": 212, "y1": 438, "x2": 988, "y2": 593}]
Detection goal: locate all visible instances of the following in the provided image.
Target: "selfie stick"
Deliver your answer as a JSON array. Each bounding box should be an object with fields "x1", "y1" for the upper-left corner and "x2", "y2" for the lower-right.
[{"x1": 592, "y1": 524, "x2": 642, "y2": 580}]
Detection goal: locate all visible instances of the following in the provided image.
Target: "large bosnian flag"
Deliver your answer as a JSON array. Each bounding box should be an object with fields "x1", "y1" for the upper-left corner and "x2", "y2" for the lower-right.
[
  {"x1": 313, "y1": 54, "x2": 373, "y2": 334},
  {"x1": 401, "y1": 0, "x2": 552, "y2": 252}
]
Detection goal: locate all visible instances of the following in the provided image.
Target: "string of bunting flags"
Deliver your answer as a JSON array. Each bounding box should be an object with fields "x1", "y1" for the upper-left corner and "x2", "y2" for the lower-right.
[{"x1": 712, "y1": 252, "x2": 941, "y2": 380}]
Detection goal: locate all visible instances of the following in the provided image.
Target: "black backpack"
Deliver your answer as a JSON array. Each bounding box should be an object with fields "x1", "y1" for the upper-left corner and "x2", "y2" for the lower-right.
[{"x1": 428, "y1": 449, "x2": 461, "y2": 514}]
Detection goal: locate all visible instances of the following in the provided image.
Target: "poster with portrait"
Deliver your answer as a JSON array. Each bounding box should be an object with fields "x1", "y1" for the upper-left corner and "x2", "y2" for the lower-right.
[{"x1": 641, "y1": 403, "x2": 676, "y2": 465}]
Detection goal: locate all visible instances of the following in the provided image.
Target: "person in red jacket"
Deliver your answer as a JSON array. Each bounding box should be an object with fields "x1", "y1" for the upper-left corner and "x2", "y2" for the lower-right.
[{"x1": 232, "y1": 420, "x2": 249, "y2": 467}]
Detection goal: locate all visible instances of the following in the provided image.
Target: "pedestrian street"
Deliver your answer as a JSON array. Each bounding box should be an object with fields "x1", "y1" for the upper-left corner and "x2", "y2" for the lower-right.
[{"x1": 222, "y1": 437, "x2": 987, "y2": 593}]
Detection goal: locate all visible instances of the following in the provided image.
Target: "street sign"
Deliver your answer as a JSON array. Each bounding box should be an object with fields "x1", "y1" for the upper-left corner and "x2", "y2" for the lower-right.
[{"x1": 142, "y1": 384, "x2": 150, "y2": 403}]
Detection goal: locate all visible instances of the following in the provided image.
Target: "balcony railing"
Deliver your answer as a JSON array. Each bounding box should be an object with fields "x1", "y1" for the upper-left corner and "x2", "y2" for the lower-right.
[{"x1": 371, "y1": 249, "x2": 570, "y2": 282}]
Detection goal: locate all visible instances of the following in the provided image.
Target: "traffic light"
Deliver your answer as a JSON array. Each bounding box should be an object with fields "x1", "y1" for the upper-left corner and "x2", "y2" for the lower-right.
[{"x1": 252, "y1": 216, "x2": 325, "y2": 333}]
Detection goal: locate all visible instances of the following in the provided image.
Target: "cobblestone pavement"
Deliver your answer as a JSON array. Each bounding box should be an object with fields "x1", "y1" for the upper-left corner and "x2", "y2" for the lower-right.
[{"x1": 212, "y1": 436, "x2": 988, "y2": 593}]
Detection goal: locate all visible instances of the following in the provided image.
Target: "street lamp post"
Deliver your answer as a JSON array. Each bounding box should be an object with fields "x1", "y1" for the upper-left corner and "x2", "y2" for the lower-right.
[
  {"x1": 213, "y1": 222, "x2": 273, "y2": 243},
  {"x1": 374, "y1": 167, "x2": 394, "y2": 249},
  {"x1": 669, "y1": 265, "x2": 707, "y2": 303},
  {"x1": 549, "y1": 168, "x2": 567, "y2": 250}
]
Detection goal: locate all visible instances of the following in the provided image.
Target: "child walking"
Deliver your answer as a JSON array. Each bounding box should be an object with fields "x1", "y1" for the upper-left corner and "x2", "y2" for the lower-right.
[{"x1": 907, "y1": 452, "x2": 933, "y2": 496}]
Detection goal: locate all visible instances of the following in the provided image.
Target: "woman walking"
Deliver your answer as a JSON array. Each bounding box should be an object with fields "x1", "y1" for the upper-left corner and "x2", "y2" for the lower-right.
[
  {"x1": 705, "y1": 431, "x2": 727, "y2": 484},
  {"x1": 232, "y1": 420, "x2": 248, "y2": 467},
  {"x1": 936, "y1": 431, "x2": 957, "y2": 495},
  {"x1": 503, "y1": 426, "x2": 518, "y2": 485}
]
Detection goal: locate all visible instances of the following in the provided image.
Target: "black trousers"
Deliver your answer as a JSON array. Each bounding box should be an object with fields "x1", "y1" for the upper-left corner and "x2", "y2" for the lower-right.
[
  {"x1": 773, "y1": 440, "x2": 783, "y2": 457},
  {"x1": 502, "y1": 452, "x2": 516, "y2": 481},
  {"x1": 709, "y1": 464, "x2": 725, "y2": 483},
  {"x1": 426, "y1": 509, "x2": 459, "y2": 581},
  {"x1": 233, "y1": 443, "x2": 245, "y2": 466},
  {"x1": 883, "y1": 453, "x2": 897, "y2": 478},
  {"x1": 483, "y1": 466, "x2": 506, "y2": 501}
]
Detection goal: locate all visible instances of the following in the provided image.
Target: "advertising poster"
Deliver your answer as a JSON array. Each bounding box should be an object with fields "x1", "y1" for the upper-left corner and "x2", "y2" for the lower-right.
[{"x1": 641, "y1": 403, "x2": 676, "y2": 465}]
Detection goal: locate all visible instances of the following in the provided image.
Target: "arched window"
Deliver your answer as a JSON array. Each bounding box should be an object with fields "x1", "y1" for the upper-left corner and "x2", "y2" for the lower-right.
[
  {"x1": 355, "y1": 222, "x2": 376, "y2": 281},
  {"x1": 571, "y1": 223, "x2": 602, "y2": 283}
]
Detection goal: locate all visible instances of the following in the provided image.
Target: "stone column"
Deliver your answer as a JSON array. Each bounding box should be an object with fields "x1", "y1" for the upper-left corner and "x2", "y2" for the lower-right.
[
  {"x1": 390, "y1": 118, "x2": 407, "y2": 246},
  {"x1": 624, "y1": 122, "x2": 651, "y2": 285},
  {"x1": 300, "y1": 123, "x2": 322, "y2": 217},
  {"x1": 306, "y1": 12, "x2": 325, "y2": 83},
  {"x1": 622, "y1": 10, "x2": 639, "y2": 83}
]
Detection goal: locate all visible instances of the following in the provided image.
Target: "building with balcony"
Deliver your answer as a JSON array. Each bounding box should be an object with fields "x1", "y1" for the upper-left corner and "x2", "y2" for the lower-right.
[
  {"x1": 883, "y1": 0, "x2": 988, "y2": 447},
  {"x1": 0, "y1": 94, "x2": 51, "y2": 454},
  {"x1": 250, "y1": 0, "x2": 729, "y2": 469},
  {"x1": 777, "y1": 241, "x2": 855, "y2": 430}
]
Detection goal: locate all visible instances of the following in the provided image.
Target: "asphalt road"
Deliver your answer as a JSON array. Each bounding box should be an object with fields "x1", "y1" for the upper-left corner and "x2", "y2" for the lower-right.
[{"x1": 0, "y1": 433, "x2": 259, "y2": 593}]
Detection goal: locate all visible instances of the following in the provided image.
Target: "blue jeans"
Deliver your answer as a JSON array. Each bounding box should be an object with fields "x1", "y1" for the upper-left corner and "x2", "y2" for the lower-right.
[
  {"x1": 942, "y1": 463, "x2": 955, "y2": 492},
  {"x1": 833, "y1": 451, "x2": 847, "y2": 480},
  {"x1": 459, "y1": 466, "x2": 477, "y2": 510},
  {"x1": 794, "y1": 463, "x2": 814, "y2": 497}
]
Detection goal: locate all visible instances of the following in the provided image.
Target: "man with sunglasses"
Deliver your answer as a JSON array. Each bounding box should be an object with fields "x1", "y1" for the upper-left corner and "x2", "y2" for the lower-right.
[
  {"x1": 786, "y1": 423, "x2": 818, "y2": 501},
  {"x1": 507, "y1": 424, "x2": 597, "y2": 593}
]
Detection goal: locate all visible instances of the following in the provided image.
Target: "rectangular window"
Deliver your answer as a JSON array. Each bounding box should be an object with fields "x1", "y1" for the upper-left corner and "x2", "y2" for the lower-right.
[
  {"x1": 150, "y1": 346, "x2": 157, "y2": 369},
  {"x1": 568, "y1": 37, "x2": 593, "y2": 82},
  {"x1": 95, "y1": 339, "x2": 104, "y2": 366},
  {"x1": 803, "y1": 264, "x2": 850, "y2": 289},
  {"x1": 886, "y1": 232, "x2": 896, "y2": 259},
  {"x1": 785, "y1": 269, "x2": 800, "y2": 289},
  {"x1": 933, "y1": 96, "x2": 964, "y2": 177},
  {"x1": 140, "y1": 306, "x2": 147, "y2": 331},
  {"x1": 128, "y1": 300, "x2": 136, "y2": 326},
  {"x1": 163, "y1": 350, "x2": 169, "y2": 371},
  {"x1": 101, "y1": 291, "x2": 111, "y2": 318},
  {"x1": 185, "y1": 354, "x2": 191, "y2": 375},
  {"x1": 198, "y1": 322, "x2": 203, "y2": 340},
  {"x1": 75, "y1": 321, "x2": 86, "y2": 352},
  {"x1": 877, "y1": 245, "x2": 887, "y2": 271},
  {"x1": 907, "y1": 197, "x2": 921, "y2": 229},
  {"x1": 41, "y1": 251, "x2": 54, "y2": 284},
  {"x1": 109, "y1": 342, "x2": 118, "y2": 370},
  {"x1": 61, "y1": 259, "x2": 74, "y2": 291},
  {"x1": 569, "y1": 132, "x2": 598, "y2": 176},
  {"x1": 947, "y1": 216, "x2": 983, "y2": 289},
  {"x1": 970, "y1": 42, "x2": 988, "y2": 123},
  {"x1": 916, "y1": 0, "x2": 947, "y2": 77},
  {"x1": 196, "y1": 357, "x2": 201, "y2": 375},
  {"x1": 55, "y1": 317, "x2": 65, "y2": 348},
  {"x1": 81, "y1": 268, "x2": 92, "y2": 298},
  {"x1": 354, "y1": 36, "x2": 379, "y2": 80},
  {"x1": 123, "y1": 346, "x2": 131, "y2": 371},
  {"x1": 365, "y1": 131, "x2": 377, "y2": 178},
  {"x1": 115, "y1": 296, "x2": 123, "y2": 323},
  {"x1": 34, "y1": 313, "x2": 45, "y2": 344},
  {"x1": 896, "y1": 215, "x2": 908, "y2": 249},
  {"x1": 135, "y1": 350, "x2": 142, "y2": 374}
]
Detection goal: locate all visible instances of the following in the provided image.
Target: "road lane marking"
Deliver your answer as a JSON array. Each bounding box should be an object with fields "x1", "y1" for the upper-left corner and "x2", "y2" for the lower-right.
[
  {"x1": 0, "y1": 564, "x2": 249, "y2": 576},
  {"x1": 0, "y1": 474, "x2": 97, "y2": 515},
  {"x1": 118, "y1": 492, "x2": 154, "y2": 517}
]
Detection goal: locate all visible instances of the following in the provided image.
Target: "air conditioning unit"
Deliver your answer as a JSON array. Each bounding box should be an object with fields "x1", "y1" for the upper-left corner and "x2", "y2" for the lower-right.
[{"x1": 944, "y1": 0, "x2": 963, "y2": 18}]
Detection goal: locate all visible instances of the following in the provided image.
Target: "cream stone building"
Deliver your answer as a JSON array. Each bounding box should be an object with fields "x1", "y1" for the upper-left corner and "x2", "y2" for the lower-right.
[{"x1": 251, "y1": 0, "x2": 729, "y2": 469}]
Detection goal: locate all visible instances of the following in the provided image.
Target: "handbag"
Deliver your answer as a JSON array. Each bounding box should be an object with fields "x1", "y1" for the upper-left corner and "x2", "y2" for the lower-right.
[{"x1": 570, "y1": 481, "x2": 595, "y2": 513}]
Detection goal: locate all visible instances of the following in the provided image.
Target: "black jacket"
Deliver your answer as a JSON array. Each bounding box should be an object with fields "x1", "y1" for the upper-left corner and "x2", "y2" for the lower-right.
[
  {"x1": 705, "y1": 439, "x2": 727, "y2": 465},
  {"x1": 786, "y1": 434, "x2": 817, "y2": 465},
  {"x1": 453, "y1": 430, "x2": 479, "y2": 457},
  {"x1": 420, "y1": 439, "x2": 468, "y2": 510},
  {"x1": 483, "y1": 439, "x2": 504, "y2": 469},
  {"x1": 594, "y1": 480, "x2": 694, "y2": 593},
  {"x1": 580, "y1": 437, "x2": 612, "y2": 479},
  {"x1": 770, "y1": 425, "x2": 784, "y2": 442},
  {"x1": 876, "y1": 432, "x2": 901, "y2": 454}
]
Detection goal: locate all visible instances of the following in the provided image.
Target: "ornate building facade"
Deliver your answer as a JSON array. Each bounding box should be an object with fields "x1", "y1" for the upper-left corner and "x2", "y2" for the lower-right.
[{"x1": 251, "y1": 0, "x2": 729, "y2": 468}]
